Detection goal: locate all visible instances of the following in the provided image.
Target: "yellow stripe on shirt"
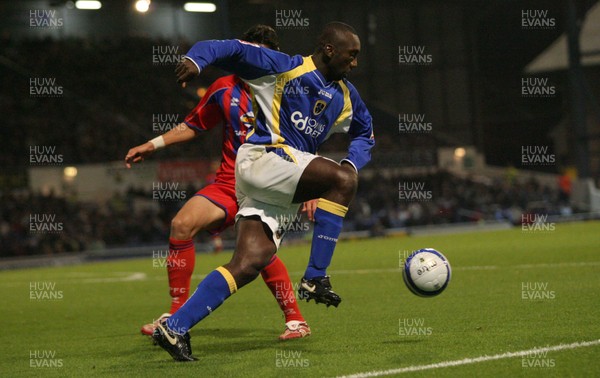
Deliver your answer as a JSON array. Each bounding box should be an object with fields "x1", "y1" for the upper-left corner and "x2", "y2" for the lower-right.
[
  {"x1": 333, "y1": 80, "x2": 352, "y2": 129},
  {"x1": 246, "y1": 86, "x2": 257, "y2": 140},
  {"x1": 271, "y1": 56, "x2": 317, "y2": 144}
]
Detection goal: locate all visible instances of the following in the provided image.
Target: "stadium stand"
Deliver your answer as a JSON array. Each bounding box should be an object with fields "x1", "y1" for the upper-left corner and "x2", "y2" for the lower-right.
[{"x1": 0, "y1": 37, "x2": 571, "y2": 257}]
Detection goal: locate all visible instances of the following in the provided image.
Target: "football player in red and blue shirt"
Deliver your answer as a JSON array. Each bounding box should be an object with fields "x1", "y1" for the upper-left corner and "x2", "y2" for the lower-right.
[{"x1": 125, "y1": 25, "x2": 311, "y2": 341}]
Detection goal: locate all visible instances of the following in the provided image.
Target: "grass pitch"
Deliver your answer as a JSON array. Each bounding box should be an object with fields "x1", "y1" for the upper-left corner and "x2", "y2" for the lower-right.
[{"x1": 3, "y1": 221, "x2": 600, "y2": 377}]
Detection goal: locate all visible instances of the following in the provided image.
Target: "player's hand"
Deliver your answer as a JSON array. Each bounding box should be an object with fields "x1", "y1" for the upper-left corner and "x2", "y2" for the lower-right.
[
  {"x1": 301, "y1": 199, "x2": 319, "y2": 222},
  {"x1": 124, "y1": 142, "x2": 155, "y2": 168},
  {"x1": 175, "y1": 58, "x2": 200, "y2": 88}
]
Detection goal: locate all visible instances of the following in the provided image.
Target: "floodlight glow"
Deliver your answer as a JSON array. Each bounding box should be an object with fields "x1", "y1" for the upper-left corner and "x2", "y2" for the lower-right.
[
  {"x1": 135, "y1": 0, "x2": 150, "y2": 13},
  {"x1": 75, "y1": 1, "x2": 102, "y2": 10},
  {"x1": 64, "y1": 167, "x2": 78, "y2": 178},
  {"x1": 454, "y1": 147, "x2": 466, "y2": 158},
  {"x1": 183, "y1": 2, "x2": 216, "y2": 12}
]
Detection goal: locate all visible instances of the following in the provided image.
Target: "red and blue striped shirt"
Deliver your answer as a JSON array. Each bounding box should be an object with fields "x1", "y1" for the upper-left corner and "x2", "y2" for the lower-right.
[{"x1": 184, "y1": 75, "x2": 253, "y2": 183}]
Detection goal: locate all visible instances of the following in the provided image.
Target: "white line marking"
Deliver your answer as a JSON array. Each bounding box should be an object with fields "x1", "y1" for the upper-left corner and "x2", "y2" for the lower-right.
[
  {"x1": 292, "y1": 261, "x2": 600, "y2": 277},
  {"x1": 80, "y1": 272, "x2": 147, "y2": 283},
  {"x1": 456, "y1": 265, "x2": 498, "y2": 271},
  {"x1": 337, "y1": 339, "x2": 600, "y2": 378},
  {"x1": 1, "y1": 261, "x2": 599, "y2": 287},
  {"x1": 514, "y1": 261, "x2": 600, "y2": 269},
  {"x1": 327, "y1": 266, "x2": 499, "y2": 275}
]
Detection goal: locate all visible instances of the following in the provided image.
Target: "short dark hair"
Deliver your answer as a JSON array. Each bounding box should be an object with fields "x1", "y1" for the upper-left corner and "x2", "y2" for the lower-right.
[
  {"x1": 316, "y1": 22, "x2": 357, "y2": 52},
  {"x1": 241, "y1": 24, "x2": 280, "y2": 51}
]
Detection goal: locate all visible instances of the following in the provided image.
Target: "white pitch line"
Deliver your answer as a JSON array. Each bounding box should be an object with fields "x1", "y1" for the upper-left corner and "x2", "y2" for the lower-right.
[
  {"x1": 80, "y1": 272, "x2": 147, "y2": 283},
  {"x1": 514, "y1": 261, "x2": 600, "y2": 269},
  {"x1": 337, "y1": 339, "x2": 600, "y2": 378},
  {"x1": 292, "y1": 260, "x2": 600, "y2": 277},
  {"x1": 290, "y1": 266, "x2": 496, "y2": 276},
  {"x1": 1, "y1": 261, "x2": 599, "y2": 288},
  {"x1": 81, "y1": 261, "x2": 600, "y2": 283}
]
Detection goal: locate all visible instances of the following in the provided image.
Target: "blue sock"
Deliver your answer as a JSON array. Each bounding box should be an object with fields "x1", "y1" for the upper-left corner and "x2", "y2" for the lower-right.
[
  {"x1": 304, "y1": 199, "x2": 347, "y2": 279},
  {"x1": 167, "y1": 267, "x2": 237, "y2": 334}
]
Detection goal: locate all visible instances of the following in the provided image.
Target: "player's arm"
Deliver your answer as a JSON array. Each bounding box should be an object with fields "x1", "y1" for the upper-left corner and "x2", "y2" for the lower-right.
[
  {"x1": 176, "y1": 39, "x2": 300, "y2": 84},
  {"x1": 125, "y1": 80, "x2": 227, "y2": 168},
  {"x1": 341, "y1": 89, "x2": 375, "y2": 173},
  {"x1": 124, "y1": 123, "x2": 197, "y2": 168}
]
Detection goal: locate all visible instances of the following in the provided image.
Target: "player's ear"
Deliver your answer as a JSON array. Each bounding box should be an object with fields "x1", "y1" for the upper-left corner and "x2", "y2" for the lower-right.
[{"x1": 324, "y1": 43, "x2": 335, "y2": 58}]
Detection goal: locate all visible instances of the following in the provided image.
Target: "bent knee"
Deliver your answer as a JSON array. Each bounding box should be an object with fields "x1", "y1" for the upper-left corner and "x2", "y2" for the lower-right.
[
  {"x1": 334, "y1": 167, "x2": 358, "y2": 194},
  {"x1": 231, "y1": 254, "x2": 272, "y2": 287},
  {"x1": 235, "y1": 247, "x2": 275, "y2": 280},
  {"x1": 170, "y1": 214, "x2": 196, "y2": 238},
  {"x1": 238, "y1": 260, "x2": 264, "y2": 281}
]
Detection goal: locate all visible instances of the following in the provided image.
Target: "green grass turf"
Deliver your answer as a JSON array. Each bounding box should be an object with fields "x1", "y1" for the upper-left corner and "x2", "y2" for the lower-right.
[{"x1": 2, "y1": 221, "x2": 599, "y2": 377}]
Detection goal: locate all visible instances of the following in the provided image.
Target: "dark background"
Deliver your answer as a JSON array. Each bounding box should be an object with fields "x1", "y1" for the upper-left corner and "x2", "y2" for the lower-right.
[
  {"x1": 1, "y1": 0, "x2": 598, "y2": 172},
  {"x1": 0, "y1": 0, "x2": 598, "y2": 257}
]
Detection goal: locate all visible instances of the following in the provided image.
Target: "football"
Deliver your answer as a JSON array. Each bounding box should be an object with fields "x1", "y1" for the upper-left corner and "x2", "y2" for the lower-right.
[{"x1": 403, "y1": 248, "x2": 451, "y2": 297}]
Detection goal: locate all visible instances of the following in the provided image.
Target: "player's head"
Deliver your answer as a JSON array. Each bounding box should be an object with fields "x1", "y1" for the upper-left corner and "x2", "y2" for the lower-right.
[
  {"x1": 315, "y1": 22, "x2": 360, "y2": 81},
  {"x1": 241, "y1": 24, "x2": 280, "y2": 51}
]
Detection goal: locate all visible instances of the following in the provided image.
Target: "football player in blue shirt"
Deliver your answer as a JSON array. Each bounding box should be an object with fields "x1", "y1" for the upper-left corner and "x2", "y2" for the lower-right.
[{"x1": 154, "y1": 22, "x2": 374, "y2": 361}]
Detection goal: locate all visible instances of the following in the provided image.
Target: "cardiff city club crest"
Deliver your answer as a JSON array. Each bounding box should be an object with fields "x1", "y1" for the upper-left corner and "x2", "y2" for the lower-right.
[
  {"x1": 239, "y1": 112, "x2": 255, "y2": 128},
  {"x1": 313, "y1": 100, "x2": 327, "y2": 116}
]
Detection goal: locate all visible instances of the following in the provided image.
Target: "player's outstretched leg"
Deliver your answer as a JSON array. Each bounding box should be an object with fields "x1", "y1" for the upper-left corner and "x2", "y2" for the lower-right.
[
  {"x1": 153, "y1": 319, "x2": 196, "y2": 361},
  {"x1": 153, "y1": 265, "x2": 237, "y2": 361},
  {"x1": 141, "y1": 196, "x2": 225, "y2": 336},
  {"x1": 140, "y1": 236, "x2": 195, "y2": 336},
  {"x1": 293, "y1": 158, "x2": 357, "y2": 307},
  {"x1": 260, "y1": 255, "x2": 311, "y2": 340},
  {"x1": 167, "y1": 237, "x2": 196, "y2": 313},
  {"x1": 153, "y1": 216, "x2": 276, "y2": 361}
]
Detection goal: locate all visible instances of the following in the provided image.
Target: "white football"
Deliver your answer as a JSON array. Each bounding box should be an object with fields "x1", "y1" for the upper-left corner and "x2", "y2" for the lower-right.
[{"x1": 403, "y1": 248, "x2": 451, "y2": 297}]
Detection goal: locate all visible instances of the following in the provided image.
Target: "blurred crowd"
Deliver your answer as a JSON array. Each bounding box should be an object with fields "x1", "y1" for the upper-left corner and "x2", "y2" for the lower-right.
[
  {"x1": 1, "y1": 36, "x2": 430, "y2": 168},
  {"x1": 347, "y1": 170, "x2": 568, "y2": 234},
  {"x1": 1, "y1": 170, "x2": 569, "y2": 258},
  {"x1": 0, "y1": 36, "x2": 224, "y2": 168},
  {"x1": 0, "y1": 37, "x2": 571, "y2": 258},
  {"x1": 1, "y1": 189, "x2": 168, "y2": 257}
]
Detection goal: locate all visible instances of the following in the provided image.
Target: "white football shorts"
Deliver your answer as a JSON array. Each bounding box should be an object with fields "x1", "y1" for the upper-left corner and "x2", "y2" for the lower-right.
[{"x1": 234, "y1": 143, "x2": 319, "y2": 248}]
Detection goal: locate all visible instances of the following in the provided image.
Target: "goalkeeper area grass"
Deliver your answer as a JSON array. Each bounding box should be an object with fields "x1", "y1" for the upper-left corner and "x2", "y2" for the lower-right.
[{"x1": 4, "y1": 221, "x2": 600, "y2": 377}]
